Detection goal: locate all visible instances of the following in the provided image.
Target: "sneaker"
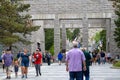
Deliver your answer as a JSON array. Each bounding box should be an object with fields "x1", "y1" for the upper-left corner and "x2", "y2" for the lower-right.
[
  {"x1": 21, "y1": 75, "x2": 24, "y2": 78},
  {"x1": 39, "y1": 73, "x2": 41, "y2": 76},
  {"x1": 25, "y1": 75, "x2": 27, "y2": 78},
  {"x1": 8, "y1": 76, "x2": 11, "y2": 79},
  {"x1": 6, "y1": 76, "x2": 9, "y2": 79}
]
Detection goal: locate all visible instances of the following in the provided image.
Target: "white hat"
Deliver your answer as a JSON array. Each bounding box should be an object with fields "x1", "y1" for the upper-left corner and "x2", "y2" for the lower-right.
[{"x1": 72, "y1": 41, "x2": 78, "y2": 46}]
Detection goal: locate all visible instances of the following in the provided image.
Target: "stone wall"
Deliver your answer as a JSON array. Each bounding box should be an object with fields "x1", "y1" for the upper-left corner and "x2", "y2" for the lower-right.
[{"x1": 22, "y1": 0, "x2": 120, "y2": 55}]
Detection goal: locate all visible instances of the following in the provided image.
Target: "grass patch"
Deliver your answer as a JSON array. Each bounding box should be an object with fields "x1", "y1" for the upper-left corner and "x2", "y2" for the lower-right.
[{"x1": 113, "y1": 60, "x2": 120, "y2": 67}]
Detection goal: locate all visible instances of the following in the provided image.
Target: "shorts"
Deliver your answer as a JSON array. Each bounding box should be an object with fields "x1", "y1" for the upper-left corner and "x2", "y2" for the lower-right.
[
  {"x1": 21, "y1": 62, "x2": 29, "y2": 67},
  {"x1": 14, "y1": 66, "x2": 19, "y2": 72},
  {"x1": 58, "y1": 58, "x2": 62, "y2": 61},
  {"x1": 5, "y1": 66, "x2": 12, "y2": 72}
]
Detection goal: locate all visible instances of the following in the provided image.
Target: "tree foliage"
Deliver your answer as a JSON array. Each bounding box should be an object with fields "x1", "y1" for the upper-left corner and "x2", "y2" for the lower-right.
[
  {"x1": 66, "y1": 28, "x2": 80, "y2": 41},
  {"x1": 66, "y1": 29, "x2": 73, "y2": 41},
  {"x1": 93, "y1": 30, "x2": 106, "y2": 51},
  {"x1": 0, "y1": 0, "x2": 40, "y2": 49},
  {"x1": 45, "y1": 29, "x2": 54, "y2": 51},
  {"x1": 93, "y1": 32, "x2": 101, "y2": 43},
  {"x1": 100, "y1": 30, "x2": 106, "y2": 51},
  {"x1": 113, "y1": 0, "x2": 120, "y2": 48}
]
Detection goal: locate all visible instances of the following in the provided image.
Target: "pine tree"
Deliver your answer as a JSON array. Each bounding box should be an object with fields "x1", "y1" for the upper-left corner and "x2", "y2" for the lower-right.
[
  {"x1": 0, "y1": 0, "x2": 40, "y2": 49},
  {"x1": 113, "y1": 0, "x2": 120, "y2": 48}
]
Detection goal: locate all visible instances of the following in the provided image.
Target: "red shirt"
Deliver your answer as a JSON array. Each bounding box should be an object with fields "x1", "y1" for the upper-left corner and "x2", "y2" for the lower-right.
[{"x1": 33, "y1": 52, "x2": 42, "y2": 64}]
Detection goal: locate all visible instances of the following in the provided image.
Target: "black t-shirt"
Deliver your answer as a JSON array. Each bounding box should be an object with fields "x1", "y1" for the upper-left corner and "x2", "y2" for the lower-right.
[{"x1": 101, "y1": 52, "x2": 105, "y2": 57}]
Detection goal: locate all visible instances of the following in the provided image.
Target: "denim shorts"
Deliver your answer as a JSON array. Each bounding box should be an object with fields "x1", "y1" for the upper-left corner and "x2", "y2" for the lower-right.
[{"x1": 21, "y1": 62, "x2": 29, "y2": 67}]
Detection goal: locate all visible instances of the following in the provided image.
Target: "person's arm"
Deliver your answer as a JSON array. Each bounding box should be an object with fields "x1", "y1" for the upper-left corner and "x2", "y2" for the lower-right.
[
  {"x1": 2, "y1": 58, "x2": 4, "y2": 64},
  {"x1": 83, "y1": 60, "x2": 86, "y2": 71},
  {"x1": 65, "y1": 53, "x2": 69, "y2": 72},
  {"x1": 29, "y1": 54, "x2": 31, "y2": 62},
  {"x1": 11, "y1": 55, "x2": 14, "y2": 65},
  {"x1": 66, "y1": 61, "x2": 68, "y2": 71},
  {"x1": 40, "y1": 53, "x2": 42, "y2": 65},
  {"x1": 81, "y1": 52, "x2": 86, "y2": 71},
  {"x1": 2, "y1": 54, "x2": 5, "y2": 64}
]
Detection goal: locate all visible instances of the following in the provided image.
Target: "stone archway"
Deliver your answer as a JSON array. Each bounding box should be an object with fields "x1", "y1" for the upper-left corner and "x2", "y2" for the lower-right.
[
  {"x1": 23, "y1": 0, "x2": 120, "y2": 57},
  {"x1": 30, "y1": 14, "x2": 112, "y2": 58}
]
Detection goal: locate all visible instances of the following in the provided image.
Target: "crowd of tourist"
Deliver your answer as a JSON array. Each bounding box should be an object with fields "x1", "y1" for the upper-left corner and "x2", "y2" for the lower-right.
[{"x1": 0, "y1": 42, "x2": 119, "y2": 80}]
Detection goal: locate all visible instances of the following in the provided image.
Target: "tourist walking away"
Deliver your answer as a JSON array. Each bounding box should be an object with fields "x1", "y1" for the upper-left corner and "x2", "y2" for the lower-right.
[
  {"x1": 92, "y1": 52, "x2": 97, "y2": 65},
  {"x1": 2, "y1": 49, "x2": 14, "y2": 79},
  {"x1": 21, "y1": 48, "x2": 31, "y2": 78},
  {"x1": 1, "y1": 51, "x2": 5, "y2": 72},
  {"x1": 14, "y1": 59, "x2": 19, "y2": 78},
  {"x1": 58, "y1": 51, "x2": 63, "y2": 65},
  {"x1": 45, "y1": 51, "x2": 51, "y2": 65},
  {"x1": 106, "y1": 52, "x2": 111, "y2": 63},
  {"x1": 96, "y1": 52, "x2": 101, "y2": 65},
  {"x1": 33, "y1": 49, "x2": 42, "y2": 76},
  {"x1": 42, "y1": 52, "x2": 46, "y2": 63},
  {"x1": 82, "y1": 48, "x2": 91, "y2": 80},
  {"x1": 66, "y1": 41, "x2": 86, "y2": 80},
  {"x1": 100, "y1": 50, "x2": 106, "y2": 64}
]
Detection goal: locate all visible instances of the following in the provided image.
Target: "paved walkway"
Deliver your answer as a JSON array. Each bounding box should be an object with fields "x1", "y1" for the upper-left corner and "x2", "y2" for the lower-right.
[{"x1": 0, "y1": 63, "x2": 120, "y2": 80}]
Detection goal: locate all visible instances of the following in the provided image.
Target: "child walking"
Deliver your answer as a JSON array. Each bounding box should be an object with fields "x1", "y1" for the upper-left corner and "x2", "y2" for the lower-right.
[{"x1": 14, "y1": 59, "x2": 19, "y2": 78}]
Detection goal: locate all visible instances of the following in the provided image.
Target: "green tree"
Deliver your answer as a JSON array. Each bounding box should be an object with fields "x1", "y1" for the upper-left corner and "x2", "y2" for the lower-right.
[
  {"x1": 93, "y1": 32, "x2": 101, "y2": 43},
  {"x1": 45, "y1": 29, "x2": 54, "y2": 50},
  {"x1": 0, "y1": 0, "x2": 40, "y2": 49},
  {"x1": 113, "y1": 0, "x2": 120, "y2": 48},
  {"x1": 49, "y1": 45, "x2": 54, "y2": 56},
  {"x1": 66, "y1": 28, "x2": 80, "y2": 41},
  {"x1": 93, "y1": 30, "x2": 106, "y2": 51},
  {"x1": 72, "y1": 29, "x2": 80, "y2": 40},
  {"x1": 66, "y1": 29, "x2": 73, "y2": 41},
  {"x1": 100, "y1": 30, "x2": 106, "y2": 51}
]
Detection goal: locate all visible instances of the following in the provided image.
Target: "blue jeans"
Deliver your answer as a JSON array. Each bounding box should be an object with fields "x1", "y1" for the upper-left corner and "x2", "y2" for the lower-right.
[
  {"x1": 82, "y1": 67, "x2": 90, "y2": 80},
  {"x1": 69, "y1": 71, "x2": 82, "y2": 80}
]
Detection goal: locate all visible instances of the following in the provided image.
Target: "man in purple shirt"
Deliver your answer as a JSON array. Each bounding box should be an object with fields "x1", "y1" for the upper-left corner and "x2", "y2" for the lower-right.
[
  {"x1": 2, "y1": 49, "x2": 13, "y2": 79},
  {"x1": 66, "y1": 41, "x2": 86, "y2": 80}
]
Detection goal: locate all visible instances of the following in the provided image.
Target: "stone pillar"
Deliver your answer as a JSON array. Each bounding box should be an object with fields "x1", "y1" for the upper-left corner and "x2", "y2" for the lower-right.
[
  {"x1": 110, "y1": 15, "x2": 120, "y2": 55},
  {"x1": 54, "y1": 14, "x2": 60, "y2": 59},
  {"x1": 62, "y1": 24, "x2": 66, "y2": 51},
  {"x1": 31, "y1": 20, "x2": 45, "y2": 53},
  {"x1": 106, "y1": 19, "x2": 110, "y2": 53},
  {"x1": 39, "y1": 24, "x2": 45, "y2": 53},
  {"x1": 82, "y1": 16, "x2": 88, "y2": 50}
]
